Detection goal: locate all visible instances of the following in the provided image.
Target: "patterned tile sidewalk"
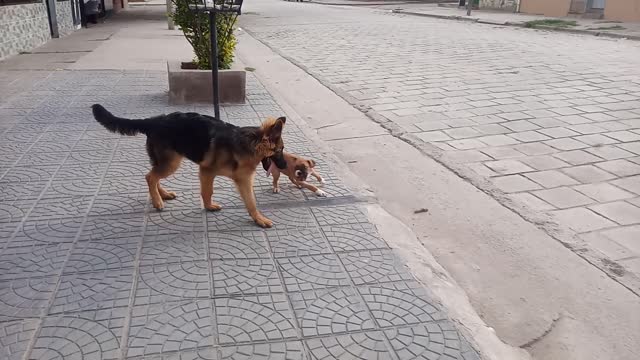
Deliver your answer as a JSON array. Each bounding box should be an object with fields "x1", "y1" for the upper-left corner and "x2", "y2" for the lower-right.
[{"x1": 0, "y1": 70, "x2": 478, "y2": 359}]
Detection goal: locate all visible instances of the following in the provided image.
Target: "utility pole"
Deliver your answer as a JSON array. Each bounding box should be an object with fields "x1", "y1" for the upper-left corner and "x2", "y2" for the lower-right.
[
  {"x1": 166, "y1": 0, "x2": 175, "y2": 30},
  {"x1": 466, "y1": 0, "x2": 472, "y2": 16}
]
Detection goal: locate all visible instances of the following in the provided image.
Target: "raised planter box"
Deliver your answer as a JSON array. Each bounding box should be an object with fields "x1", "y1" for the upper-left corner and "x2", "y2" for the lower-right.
[{"x1": 167, "y1": 61, "x2": 246, "y2": 105}]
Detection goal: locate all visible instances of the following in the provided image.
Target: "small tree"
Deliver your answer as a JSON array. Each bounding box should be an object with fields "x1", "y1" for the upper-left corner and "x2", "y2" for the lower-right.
[{"x1": 170, "y1": 0, "x2": 238, "y2": 70}]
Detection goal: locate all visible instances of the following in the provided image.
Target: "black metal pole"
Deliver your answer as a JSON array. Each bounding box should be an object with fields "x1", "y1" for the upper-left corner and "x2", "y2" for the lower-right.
[{"x1": 209, "y1": 11, "x2": 220, "y2": 119}]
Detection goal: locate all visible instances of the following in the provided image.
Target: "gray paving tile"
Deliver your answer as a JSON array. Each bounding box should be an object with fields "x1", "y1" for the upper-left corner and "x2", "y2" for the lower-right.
[
  {"x1": 0, "y1": 319, "x2": 39, "y2": 360},
  {"x1": 50, "y1": 269, "x2": 133, "y2": 314},
  {"x1": 128, "y1": 301, "x2": 214, "y2": 357},
  {"x1": 290, "y1": 287, "x2": 374, "y2": 337},
  {"x1": 590, "y1": 202, "x2": 640, "y2": 225},
  {"x1": 215, "y1": 295, "x2": 297, "y2": 344},
  {"x1": 312, "y1": 205, "x2": 368, "y2": 226},
  {"x1": 278, "y1": 255, "x2": 350, "y2": 292},
  {"x1": 207, "y1": 208, "x2": 315, "y2": 232},
  {"x1": 492, "y1": 175, "x2": 542, "y2": 193},
  {"x1": 265, "y1": 228, "x2": 331, "y2": 258},
  {"x1": 562, "y1": 165, "x2": 618, "y2": 184},
  {"x1": 360, "y1": 281, "x2": 444, "y2": 327},
  {"x1": 209, "y1": 231, "x2": 270, "y2": 260},
  {"x1": 321, "y1": 223, "x2": 388, "y2": 252},
  {"x1": 141, "y1": 233, "x2": 206, "y2": 266},
  {"x1": 8, "y1": 217, "x2": 83, "y2": 247},
  {"x1": 89, "y1": 192, "x2": 149, "y2": 216},
  {"x1": 220, "y1": 342, "x2": 306, "y2": 360},
  {"x1": 552, "y1": 208, "x2": 616, "y2": 233},
  {"x1": 79, "y1": 214, "x2": 145, "y2": 241},
  {"x1": 306, "y1": 332, "x2": 392, "y2": 360},
  {"x1": 0, "y1": 199, "x2": 36, "y2": 223},
  {"x1": 32, "y1": 308, "x2": 126, "y2": 360},
  {"x1": 0, "y1": 277, "x2": 57, "y2": 321},
  {"x1": 2, "y1": 180, "x2": 48, "y2": 201},
  {"x1": 212, "y1": 258, "x2": 283, "y2": 296},
  {"x1": 66, "y1": 238, "x2": 138, "y2": 273},
  {"x1": 0, "y1": 244, "x2": 70, "y2": 281},
  {"x1": 27, "y1": 196, "x2": 92, "y2": 221},
  {"x1": 574, "y1": 183, "x2": 635, "y2": 202},
  {"x1": 135, "y1": 262, "x2": 210, "y2": 305},
  {"x1": 385, "y1": 323, "x2": 478, "y2": 360},
  {"x1": 339, "y1": 250, "x2": 415, "y2": 285},
  {"x1": 602, "y1": 225, "x2": 640, "y2": 254},
  {"x1": 0, "y1": 166, "x2": 58, "y2": 183},
  {"x1": 146, "y1": 209, "x2": 204, "y2": 235}
]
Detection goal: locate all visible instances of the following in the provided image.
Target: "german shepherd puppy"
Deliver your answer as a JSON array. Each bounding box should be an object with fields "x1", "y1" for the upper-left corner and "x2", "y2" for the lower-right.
[{"x1": 91, "y1": 104, "x2": 287, "y2": 228}]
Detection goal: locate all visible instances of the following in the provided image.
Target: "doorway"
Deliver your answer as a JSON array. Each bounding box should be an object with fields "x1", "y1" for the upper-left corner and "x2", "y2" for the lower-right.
[{"x1": 70, "y1": 0, "x2": 82, "y2": 28}]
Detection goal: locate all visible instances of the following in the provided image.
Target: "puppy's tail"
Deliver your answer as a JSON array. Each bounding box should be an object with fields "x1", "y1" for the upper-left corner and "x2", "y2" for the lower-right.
[{"x1": 91, "y1": 104, "x2": 150, "y2": 136}]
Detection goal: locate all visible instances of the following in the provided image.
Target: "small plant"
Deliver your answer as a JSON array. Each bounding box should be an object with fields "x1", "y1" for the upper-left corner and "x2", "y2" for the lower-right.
[
  {"x1": 170, "y1": 0, "x2": 238, "y2": 70},
  {"x1": 524, "y1": 19, "x2": 578, "y2": 28}
]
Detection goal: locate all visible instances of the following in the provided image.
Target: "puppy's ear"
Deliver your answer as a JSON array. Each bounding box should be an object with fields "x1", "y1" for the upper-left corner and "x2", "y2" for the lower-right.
[
  {"x1": 261, "y1": 157, "x2": 272, "y2": 172},
  {"x1": 308, "y1": 159, "x2": 316, "y2": 168},
  {"x1": 261, "y1": 117, "x2": 286, "y2": 142}
]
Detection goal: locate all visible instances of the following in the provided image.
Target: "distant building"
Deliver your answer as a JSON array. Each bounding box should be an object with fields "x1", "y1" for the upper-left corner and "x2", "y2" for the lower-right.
[{"x1": 479, "y1": 0, "x2": 640, "y2": 22}]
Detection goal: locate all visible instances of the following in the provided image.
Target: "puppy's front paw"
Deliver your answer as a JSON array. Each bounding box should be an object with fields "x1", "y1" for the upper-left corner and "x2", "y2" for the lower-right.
[
  {"x1": 161, "y1": 191, "x2": 177, "y2": 200},
  {"x1": 254, "y1": 215, "x2": 273, "y2": 228},
  {"x1": 314, "y1": 189, "x2": 327, "y2": 197},
  {"x1": 152, "y1": 200, "x2": 164, "y2": 210},
  {"x1": 204, "y1": 202, "x2": 222, "y2": 211},
  {"x1": 273, "y1": 187, "x2": 280, "y2": 194},
  {"x1": 319, "y1": 177, "x2": 326, "y2": 185}
]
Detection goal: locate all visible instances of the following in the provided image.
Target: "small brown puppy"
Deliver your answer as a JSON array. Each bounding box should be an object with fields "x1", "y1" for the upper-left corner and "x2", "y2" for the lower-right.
[{"x1": 262, "y1": 152, "x2": 326, "y2": 197}]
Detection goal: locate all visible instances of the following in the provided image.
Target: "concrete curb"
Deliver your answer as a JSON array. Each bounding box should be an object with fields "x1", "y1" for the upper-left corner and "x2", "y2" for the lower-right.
[{"x1": 392, "y1": 9, "x2": 640, "y2": 41}]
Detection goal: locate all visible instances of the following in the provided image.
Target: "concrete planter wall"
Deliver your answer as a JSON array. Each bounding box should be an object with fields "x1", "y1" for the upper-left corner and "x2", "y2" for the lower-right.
[{"x1": 167, "y1": 61, "x2": 246, "y2": 105}]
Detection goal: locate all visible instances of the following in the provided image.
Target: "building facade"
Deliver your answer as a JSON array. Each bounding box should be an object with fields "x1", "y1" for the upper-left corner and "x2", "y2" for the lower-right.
[
  {"x1": 0, "y1": 0, "x2": 128, "y2": 61},
  {"x1": 518, "y1": 0, "x2": 640, "y2": 21}
]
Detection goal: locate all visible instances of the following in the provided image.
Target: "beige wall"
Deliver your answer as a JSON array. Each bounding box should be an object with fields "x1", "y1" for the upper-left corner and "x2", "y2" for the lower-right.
[
  {"x1": 520, "y1": 0, "x2": 572, "y2": 17},
  {"x1": 605, "y1": 0, "x2": 640, "y2": 21}
]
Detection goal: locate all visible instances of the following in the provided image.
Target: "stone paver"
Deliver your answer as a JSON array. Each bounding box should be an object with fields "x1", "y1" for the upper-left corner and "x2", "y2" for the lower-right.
[
  {"x1": 240, "y1": 0, "x2": 640, "y2": 278},
  {"x1": 0, "y1": 65, "x2": 479, "y2": 359}
]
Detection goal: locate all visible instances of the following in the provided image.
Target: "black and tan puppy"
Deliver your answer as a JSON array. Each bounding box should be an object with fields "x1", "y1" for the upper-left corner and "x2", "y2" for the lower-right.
[
  {"x1": 91, "y1": 104, "x2": 287, "y2": 228},
  {"x1": 262, "y1": 152, "x2": 326, "y2": 197}
]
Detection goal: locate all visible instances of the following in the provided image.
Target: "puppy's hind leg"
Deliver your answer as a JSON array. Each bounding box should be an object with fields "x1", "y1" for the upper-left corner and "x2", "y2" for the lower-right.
[{"x1": 272, "y1": 171, "x2": 281, "y2": 193}]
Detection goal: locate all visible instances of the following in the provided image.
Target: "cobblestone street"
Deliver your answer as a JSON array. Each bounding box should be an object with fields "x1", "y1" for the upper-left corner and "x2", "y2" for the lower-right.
[
  {"x1": 0, "y1": 65, "x2": 478, "y2": 359},
  {"x1": 240, "y1": 0, "x2": 640, "y2": 281}
]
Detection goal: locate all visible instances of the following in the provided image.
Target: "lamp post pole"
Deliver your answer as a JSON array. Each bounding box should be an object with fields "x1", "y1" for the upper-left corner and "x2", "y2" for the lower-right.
[{"x1": 209, "y1": 11, "x2": 220, "y2": 120}]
